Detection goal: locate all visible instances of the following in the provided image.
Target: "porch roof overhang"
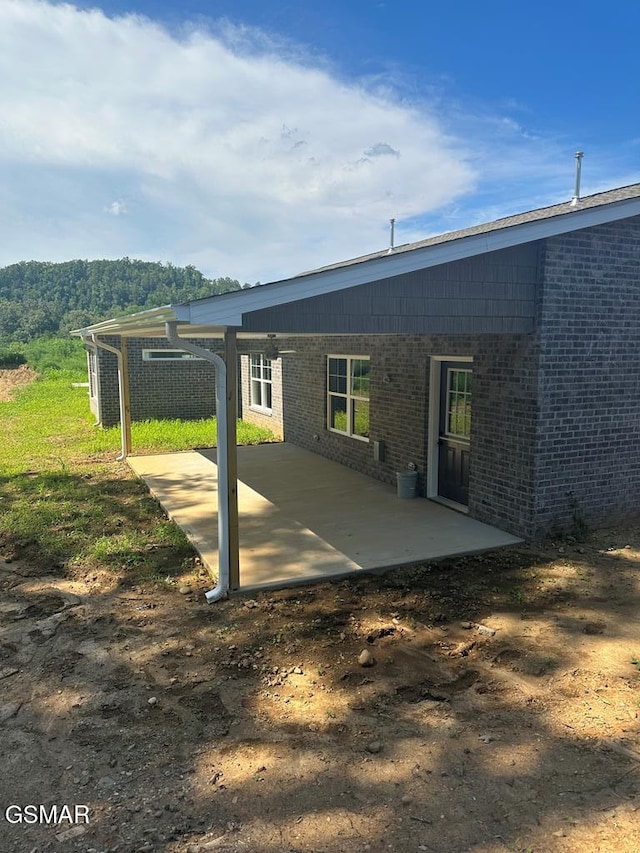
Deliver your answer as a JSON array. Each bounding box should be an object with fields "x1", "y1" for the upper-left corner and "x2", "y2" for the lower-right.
[{"x1": 71, "y1": 184, "x2": 640, "y2": 341}]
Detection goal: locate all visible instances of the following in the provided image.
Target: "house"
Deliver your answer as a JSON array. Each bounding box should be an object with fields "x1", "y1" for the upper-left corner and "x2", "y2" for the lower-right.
[
  {"x1": 74, "y1": 181, "x2": 640, "y2": 591},
  {"x1": 86, "y1": 337, "x2": 219, "y2": 427}
]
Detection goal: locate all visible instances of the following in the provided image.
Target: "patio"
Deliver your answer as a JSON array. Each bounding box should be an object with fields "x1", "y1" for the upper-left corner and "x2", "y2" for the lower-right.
[{"x1": 128, "y1": 443, "x2": 521, "y2": 593}]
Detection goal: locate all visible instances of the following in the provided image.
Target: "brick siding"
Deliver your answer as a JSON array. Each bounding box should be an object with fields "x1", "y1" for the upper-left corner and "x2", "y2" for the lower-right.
[
  {"x1": 531, "y1": 216, "x2": 640, "y2": 534},
  {"x1": 96, "y1": 337, "x2": 219, "y2": 427},
  {"x1": 275, "y1": 334, "x2": 537, "y2": 537}
]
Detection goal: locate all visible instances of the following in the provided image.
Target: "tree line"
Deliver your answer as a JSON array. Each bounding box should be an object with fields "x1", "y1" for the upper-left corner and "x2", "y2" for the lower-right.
[{"x1": 0, "y1": 258, "x2": 249, "y2": 343}]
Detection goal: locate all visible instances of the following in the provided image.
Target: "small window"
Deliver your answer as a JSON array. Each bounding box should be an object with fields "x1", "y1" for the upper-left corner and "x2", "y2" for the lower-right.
[
  {"x1": 445, "y1": 368, "x2": 472, "y2": 439},
  {"x1": 87, "y1": 349, "x2": 98, "y2": 400},
  {"x1": 142, "y1": 349, "x2": 202, "y2": 361},
  {"x1": 250, "y1": 354, "x2": 273, "y2": 412},
  {"x1": 327, "y1": 355, "x2": 370, "y2": 441}
]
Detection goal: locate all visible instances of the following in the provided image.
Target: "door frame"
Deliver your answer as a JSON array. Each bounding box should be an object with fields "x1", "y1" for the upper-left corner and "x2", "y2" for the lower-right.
[{"x1": 426, "y1": 355, "x2": 473, "y2": 507}]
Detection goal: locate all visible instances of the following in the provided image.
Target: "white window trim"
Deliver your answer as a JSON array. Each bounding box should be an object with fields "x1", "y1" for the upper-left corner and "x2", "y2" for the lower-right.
[
  {"x1": 142, "y1": 349, "x2": 203, "y2": 361},
  {"x1": 249, "y1": 354, "x2": 273, "y2": 414},
  {"x1": 327, "y1": 354, "x2": 370, "y2": 443}
]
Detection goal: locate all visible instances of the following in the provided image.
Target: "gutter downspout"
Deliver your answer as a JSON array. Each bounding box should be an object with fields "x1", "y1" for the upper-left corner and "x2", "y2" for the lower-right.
[
  {"x1": 91, "y1": 335, "x2": 132, "y2": 460},
  {"x1": 164, "y1": 322, "x2": 231, "y2": 603}
]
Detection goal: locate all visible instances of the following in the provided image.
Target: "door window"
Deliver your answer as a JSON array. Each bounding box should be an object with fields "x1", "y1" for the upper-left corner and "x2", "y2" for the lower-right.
[{"x1": 445, "y1": 368, "x2": 472, "y2": 440}]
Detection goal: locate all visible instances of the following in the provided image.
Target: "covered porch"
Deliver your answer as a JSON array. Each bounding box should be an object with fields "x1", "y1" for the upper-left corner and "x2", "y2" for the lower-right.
[{"x1": 128, "y1": 442, "x2": 520, "y2": 592}]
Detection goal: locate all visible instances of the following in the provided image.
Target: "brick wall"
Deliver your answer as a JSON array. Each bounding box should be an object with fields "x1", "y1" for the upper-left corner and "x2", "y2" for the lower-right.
[
  {"x1": 531, "y1": 216, "x2": 640, "y2": 534},
  {"x1": 239, "y1": 354, "x2": 284, "y2": 439},
  {"x1": 469, "y1": 335, "x2": 538, "y2": 536},
  {"x1": 96, "y1": 337, "x2": 219, "y2": 427},
  {"x1": 278, "y1": 334, "x2": 537, "y2": 536}
]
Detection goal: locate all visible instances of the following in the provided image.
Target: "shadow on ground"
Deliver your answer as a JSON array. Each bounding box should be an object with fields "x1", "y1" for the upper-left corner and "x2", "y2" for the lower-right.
[{"x1": 1, "y1": 526, "x2": 639, "y2": 852}]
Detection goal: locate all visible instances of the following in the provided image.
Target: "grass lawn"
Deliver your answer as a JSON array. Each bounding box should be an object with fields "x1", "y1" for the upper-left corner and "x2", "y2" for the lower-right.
[{"x1": 0, "y1": 369, "x2": 275, "y2": 582}]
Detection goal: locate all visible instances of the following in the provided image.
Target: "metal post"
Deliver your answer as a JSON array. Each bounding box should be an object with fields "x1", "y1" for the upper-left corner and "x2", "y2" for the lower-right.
[
  {"x1": 119, "y1": 337, "x2": 133, "y2": 458},
  {"x1": 91, "y1": 335, "x2": 132, "y2": 460},
  {"x1": 571, "y1": 151, "x2": 584, "y2": 206}
]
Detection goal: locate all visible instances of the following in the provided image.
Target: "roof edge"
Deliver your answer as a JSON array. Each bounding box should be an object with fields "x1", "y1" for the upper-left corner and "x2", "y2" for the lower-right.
[
  {"x1": 70, "y1": 305, "x2": 189, "y2": 337},
  {"x1": 187, "y1": 192, "x2": 640, "y2": 326}
]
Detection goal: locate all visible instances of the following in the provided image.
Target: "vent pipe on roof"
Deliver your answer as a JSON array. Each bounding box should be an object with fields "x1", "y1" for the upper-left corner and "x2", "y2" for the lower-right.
[
  {"x1": 571, "y1": 151, "x2": 584, "y2": 206},
  {"x1": 387, "y1": 218, "x2": 396, "y2": 254}
]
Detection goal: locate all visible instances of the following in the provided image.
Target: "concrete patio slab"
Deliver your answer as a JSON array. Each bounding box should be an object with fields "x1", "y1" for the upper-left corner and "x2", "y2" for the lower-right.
[{"x1": 128, "y1": 443, "x2": 521, "y2": 592}]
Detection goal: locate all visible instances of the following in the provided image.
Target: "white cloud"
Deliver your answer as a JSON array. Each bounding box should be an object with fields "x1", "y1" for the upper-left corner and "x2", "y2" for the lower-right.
[
  {"x1": 106, "y1": 200, "x2": 127, "y2": 216},
  {"x1": 0, "y1": 0, "x2": 481, "y2": 280},
  {"x1": 1, "y1": 1, "x2": 625, "y2": 283}
]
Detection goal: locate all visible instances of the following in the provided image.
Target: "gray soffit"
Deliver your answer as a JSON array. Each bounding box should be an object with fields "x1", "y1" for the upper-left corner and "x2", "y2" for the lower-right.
[{"x1": 72, "y1": 182, "x2": 640, "y2": 338}]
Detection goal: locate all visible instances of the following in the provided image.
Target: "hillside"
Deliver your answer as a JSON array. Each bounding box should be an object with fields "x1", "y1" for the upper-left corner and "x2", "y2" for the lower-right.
[{"x1": 0, "y1": 258, "x2": 247, "y2": 342}]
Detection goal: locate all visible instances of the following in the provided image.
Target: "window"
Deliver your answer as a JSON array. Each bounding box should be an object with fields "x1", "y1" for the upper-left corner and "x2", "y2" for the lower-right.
[
  {"x1": 142, "y1": 349, "x2": 202, "y2": 361},
  {"x1": 445, "y1": 368, "x2": 472, "y2": 439},
  {"x1": 250, "y1": 354, "x2": 272, "y2": 411},
  {"x1": 327, "y1": 355, "x2": 370, "y2": 440},
  {"x1": 87, "y1": 349, "x2": 98, "y2": 400}
]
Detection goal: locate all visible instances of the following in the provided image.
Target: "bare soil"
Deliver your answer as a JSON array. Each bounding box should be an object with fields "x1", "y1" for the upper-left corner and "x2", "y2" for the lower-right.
[
  {"x1": 0, "y1": 366, "x2": 39, "y2": 402},
  {"x1": 1, "y1": 526, "x2": 639, "y2": 853},
  {"x1": 2, "y1": 356, "x2": 636, "y2": 849}
]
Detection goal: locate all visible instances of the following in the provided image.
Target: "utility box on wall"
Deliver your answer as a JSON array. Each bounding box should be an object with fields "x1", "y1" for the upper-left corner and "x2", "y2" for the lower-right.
[{"x1": 373, "y1": 440, "x2": 385, "y2": 462}]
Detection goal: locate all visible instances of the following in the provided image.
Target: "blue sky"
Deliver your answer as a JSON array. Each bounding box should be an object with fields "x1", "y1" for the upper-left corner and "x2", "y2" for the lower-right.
[{"x1": 1, "y1": 1, "x2": 638, "y2": 283}]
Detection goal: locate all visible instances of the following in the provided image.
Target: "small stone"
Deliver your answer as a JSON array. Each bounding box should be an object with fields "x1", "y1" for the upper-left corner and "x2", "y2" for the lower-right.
[
  {"x1": 365, "y1": 740, "x2": 382, "y2": 754},
  {"x1": 400, "y1": 794, "x2": 413, "y2": 805},
  {"x1": 0, "y1": 666, "x2": 19, "y2": 680},
  {"x1": 479, "y1": 733, "x2": 494, "y2": 743},
  {"x1": 476, "y1": 624, "x2": 496, "y2": 637},
  {"x1": 0, "y1": 701, "x2": 22, "y2": 723},
  {"x1": 200, "y1": 836, "x2": 228, "y2": 850},
  {"x1": 97, "y1": 776, "x2": 117, "y2": 790},
  {"x1": 292, "y1": 666, "x2": 303, "y2": 675},
  {"x1": 179, "y1": 586, "x2": 192, "y2": 595},
  {"x1": 148, "y1": 696, "x2": 158, "y2": 706},
  {"x1": 55, "y1": 825, "x2": 87, "y2": 842},
  {"x1": 358, "y1": 649, "x2": 376, "y2": 668},
  {"x1": 460, "y1": 621, "x2": 473, "y2": 630}
]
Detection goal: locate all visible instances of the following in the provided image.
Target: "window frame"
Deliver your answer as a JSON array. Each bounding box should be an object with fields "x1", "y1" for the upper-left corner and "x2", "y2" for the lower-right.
[
  {"x1": 142, "y1": 349, "x2": 203, "y2": 362},
  {"x1": 326, "y1": 354, "x2": 370, "y2": 442},
  {"x1": 87, "y1": 349, "x2": 98, "y2": 401},
  {"x1": 444, "y1": 367, "x2": 472, "y2": 441},
  {"x1": 249, "y1": 353, "x2": 273, "y2": 413}
]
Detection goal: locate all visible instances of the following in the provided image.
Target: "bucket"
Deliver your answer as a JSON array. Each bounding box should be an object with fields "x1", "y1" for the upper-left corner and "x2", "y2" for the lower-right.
[{"x1": 396, "y1": 470, "x2": 418, "y2": 499}]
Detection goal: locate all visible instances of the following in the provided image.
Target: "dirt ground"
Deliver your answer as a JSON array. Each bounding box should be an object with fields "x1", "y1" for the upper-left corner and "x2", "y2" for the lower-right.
[
  {"x1": 0, "y1": 365, "x2": 39, "y2": 402},
  {"x1": 1, "y1": 526, "x2": 639, "y2": 853},
  {"x1": 1, "y1": 367, "x2": 639, "y2": 852}
]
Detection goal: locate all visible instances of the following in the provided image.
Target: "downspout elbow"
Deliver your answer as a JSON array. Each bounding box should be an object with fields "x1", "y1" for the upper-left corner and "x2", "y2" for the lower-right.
[{"x1": 205, "y1": 586, "x2": 228, "y2": 604}]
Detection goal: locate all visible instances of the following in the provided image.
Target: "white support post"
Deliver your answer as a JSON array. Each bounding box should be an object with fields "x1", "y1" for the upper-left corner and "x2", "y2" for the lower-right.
[{"x1": 91, "y1": 334, "x2": 132, "y2": 460}]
